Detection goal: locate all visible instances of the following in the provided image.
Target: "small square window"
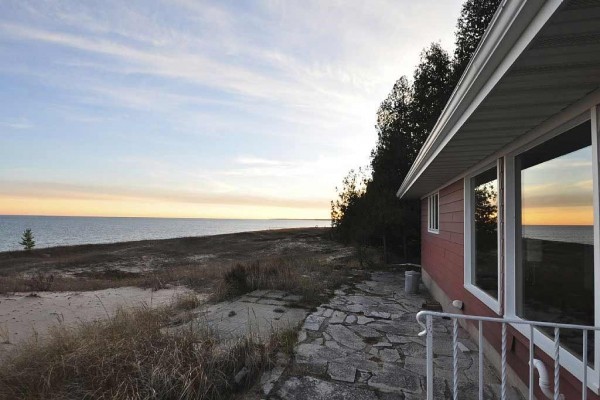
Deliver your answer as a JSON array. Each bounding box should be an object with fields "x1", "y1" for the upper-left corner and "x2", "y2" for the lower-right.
[{"x1": 427, "y1": 193, "x2": 439, "y2": 233}]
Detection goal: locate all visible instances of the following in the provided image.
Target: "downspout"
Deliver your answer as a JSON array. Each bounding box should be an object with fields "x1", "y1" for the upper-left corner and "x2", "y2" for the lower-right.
[{"x1": 531, "y1": 359, "x2": 564, "y2": 399}]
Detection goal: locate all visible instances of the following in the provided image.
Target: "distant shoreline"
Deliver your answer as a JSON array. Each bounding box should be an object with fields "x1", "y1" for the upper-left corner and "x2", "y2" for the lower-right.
[
  {"x1": 0, "y1": 214, "x2": 330, "y2": 221},
  {"x1": 0, "y1": 216, "x2": 330, "y2": 252},
  {"x1": 0, "y1": 226, "x2": 330, "y2": 256}
]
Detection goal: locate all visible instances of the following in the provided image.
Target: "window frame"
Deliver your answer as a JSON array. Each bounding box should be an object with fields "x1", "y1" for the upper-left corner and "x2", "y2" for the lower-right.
[
  {"x1": 427, "y1": 192, "x2": 440, "y2": 234},
  {"x1": 503, "y1": 108, "x2": 600, "y2": 392},
  {"x1": 464, "y1": 160, "x2": 502, "y2": 315}
]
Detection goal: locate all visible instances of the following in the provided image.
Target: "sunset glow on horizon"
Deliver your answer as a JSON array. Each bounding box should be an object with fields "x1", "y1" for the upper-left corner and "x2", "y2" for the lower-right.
[{"x1": 0, "y1": 1, "x2": 465, "y2": 219}]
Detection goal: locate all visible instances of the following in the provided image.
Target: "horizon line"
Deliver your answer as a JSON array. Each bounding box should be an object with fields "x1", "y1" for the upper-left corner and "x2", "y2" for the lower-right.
[{"x1": 0, "y1": 213, "x2": 331, "y2": 221}]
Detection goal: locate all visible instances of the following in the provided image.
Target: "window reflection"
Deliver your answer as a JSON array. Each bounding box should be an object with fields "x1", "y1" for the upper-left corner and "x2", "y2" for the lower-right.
[
  {"x1": 472, "y1": 167, "x2": 498, "y2": 299},
  {"x1": 516, "y1": 121, "x2": 594, "y2": 363}
]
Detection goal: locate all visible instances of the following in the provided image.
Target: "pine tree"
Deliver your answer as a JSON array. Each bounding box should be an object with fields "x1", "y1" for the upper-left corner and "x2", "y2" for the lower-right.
[
  {"x1": 19, "y1": 228, "x2": 35, "y2": 250},
  {"x1": 331, "y1": 0, "x2": 502, "y2": 262},
  {"x1": 452, "y1": 0, "x2": 503, "y2": 83}
]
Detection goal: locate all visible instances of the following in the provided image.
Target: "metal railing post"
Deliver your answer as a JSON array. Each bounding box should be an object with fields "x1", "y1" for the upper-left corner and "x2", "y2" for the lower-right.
[
  {"x1": 426, "y1": 314, "x2": 433, "y2": 400},
  {"x1": 554, "y1": 328, "x2": 560, "y2": 400},
  {"x1": 479, "y1": 320, "x2": 484, "y2": 400},
  {"x1": 453, "y1": 318, "x2": 459, "y2": 400},
  {"x1": 529, "y1": 325, "x2": 534, "y2": 400},
  {"x1": 501, "y1": 322, "x2": 507, "y2": 400},
  {"x1": 583, "y1": 330, "x2": 588, "y2": 400}
]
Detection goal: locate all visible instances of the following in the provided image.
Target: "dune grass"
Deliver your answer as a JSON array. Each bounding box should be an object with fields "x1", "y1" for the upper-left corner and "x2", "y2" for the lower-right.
[
  {"x1": 0, "y1": 304, "x2": 288, "y2": 400},
  {"x1": 0, "y1": 256, "x2": 353, "y2": 311},
  {"x1": 213, "y1": 257, "x2": 349, "y2": 308}
]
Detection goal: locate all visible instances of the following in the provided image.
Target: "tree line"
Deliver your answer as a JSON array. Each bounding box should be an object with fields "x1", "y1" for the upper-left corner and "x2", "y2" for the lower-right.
[{"x1": 331, "y1": 0, "x2": 502, "y2": 262}]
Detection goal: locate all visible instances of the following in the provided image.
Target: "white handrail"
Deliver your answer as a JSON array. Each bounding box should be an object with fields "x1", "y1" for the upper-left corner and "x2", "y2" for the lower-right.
[
  {"x1": 415, "y1": 310, "x2": 600, "y2": 400},
  {"x1": 416, "y1": 311, "x2": 600, "y2": 334}
]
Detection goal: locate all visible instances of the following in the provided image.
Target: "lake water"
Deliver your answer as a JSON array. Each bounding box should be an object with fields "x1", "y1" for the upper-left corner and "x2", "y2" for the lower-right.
[
  {"x1": 0, "y1": 215, "x2": 330, "y2": 252},
  {"x1": 522, "y1": 225, "x2": 593, "y2": 246}
]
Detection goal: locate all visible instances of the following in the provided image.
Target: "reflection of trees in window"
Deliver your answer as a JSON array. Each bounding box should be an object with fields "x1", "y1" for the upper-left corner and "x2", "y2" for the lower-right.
[
  {"x1": 473, "y1": 174, "x2": 498, "y2": 298},
  {"x1": 475, "y1": 182, "x2": 497, "y2": 246}
]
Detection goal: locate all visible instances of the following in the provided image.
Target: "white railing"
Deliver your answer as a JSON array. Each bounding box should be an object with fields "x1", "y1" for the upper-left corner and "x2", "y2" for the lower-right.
[{"x1": 416, "y1": 310, "x2": 600, "y2": 400}]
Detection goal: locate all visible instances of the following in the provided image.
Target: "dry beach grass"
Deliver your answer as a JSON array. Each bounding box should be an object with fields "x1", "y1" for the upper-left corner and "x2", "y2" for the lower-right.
[
  {"x1": 0, "y1": 228, "x2": 370, "y2": 399},
  {"x1": 0, "y1": 304, "x2": 290, "y2": 400}
]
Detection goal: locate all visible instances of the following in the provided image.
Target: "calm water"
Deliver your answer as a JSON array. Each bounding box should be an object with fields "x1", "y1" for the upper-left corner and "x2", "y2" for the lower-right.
[
  {"x1": 0, "y1": 215, "x2": 330, "y2": 252},
  {"x1": 523, "y1": 225, "x2": 593, "y2": 246}
]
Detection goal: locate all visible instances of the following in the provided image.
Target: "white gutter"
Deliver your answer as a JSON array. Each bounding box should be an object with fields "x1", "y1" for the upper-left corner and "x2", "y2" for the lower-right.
[{"x1": 396, "y1": 0, "x2": 565, "y2": 199}]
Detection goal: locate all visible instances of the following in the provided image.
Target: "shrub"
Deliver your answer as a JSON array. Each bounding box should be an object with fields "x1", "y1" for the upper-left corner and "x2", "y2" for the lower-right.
[{"x1": 0, "y1": 306, "x2": 275, "y2": 400}]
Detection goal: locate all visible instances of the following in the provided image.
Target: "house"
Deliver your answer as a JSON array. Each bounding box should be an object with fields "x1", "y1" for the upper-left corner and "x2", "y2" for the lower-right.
[{"x1": 397, "y1": 0, "x2": 600, "y2": 398}]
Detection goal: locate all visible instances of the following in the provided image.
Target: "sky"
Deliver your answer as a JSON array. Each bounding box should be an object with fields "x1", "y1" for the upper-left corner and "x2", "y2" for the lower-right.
[
  {"x1": 0, "y1": 0, "x2": 465, "y2": 219},
  {"x1": 522, "y1": 147, "x2": 593, "y2": 226}
]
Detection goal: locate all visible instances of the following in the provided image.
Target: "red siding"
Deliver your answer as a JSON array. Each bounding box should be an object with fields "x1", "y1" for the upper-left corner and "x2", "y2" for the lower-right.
[{"x1": 421, "y1": 179, "x2": 596, "y2": 399}]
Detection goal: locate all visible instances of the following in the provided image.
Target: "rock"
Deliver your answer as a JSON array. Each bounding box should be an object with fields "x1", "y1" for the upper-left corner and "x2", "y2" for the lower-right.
[
  {"x1": 386, "y1": 334, "x2": 414, "y2": 344},
  {"x1": 326, "y1": 324, "x2": 366, "y2": 350},
  {"x1": 357, "y1": 369, "x2": 371, "y2": 383},
  {"x1": 234, "y1": 366, "x2": 249, "y2": 385},
  {"x1": 303, "y1": 315, "x2": 326, "y2": 331},
  {"x1": 345, "y1": 315, "x2": 357, "y2": 324},
  {"x1": 349, "y1": 325, "x2": 381, "y2": 338},
  {"x1": 329, "y1": 311, "x2": 347, "y2": 324},
  {"x1": 327, "y1": 362, "x2": 356, "y2": 383},
  {"x1": 260, "y1": 365, "x2": 285, "y2": 395},
  {"x1": 368, "y1": 365, "x2": 421, "y2": 393},
  {"x1": 365, "y1": 310, "x2": 391, "y2": 319},
  {"x1": 322, "y1": 308, "x2": 334, "y2": 318},
  {"x1": 379, "y1": 348, "x2": 400, "y2": 363},
  {"x1": 372, "y1": 341, "x2": 393, "y2": 348},
  {"x1": 457, "y1": 341, "x2": 470, "y2": 353},
  {"x1": 295, "y1": 343, "x2": 348, "y2": 373},
  {"x1": 277, "y1": 376, "x2": 378, "y2": 400},
  {"x1": 357, "y1": 316, "x2": 374, "y2": 325},
  {"x1": 297, "y1": 330, "x2": 307, "y2": 343}
]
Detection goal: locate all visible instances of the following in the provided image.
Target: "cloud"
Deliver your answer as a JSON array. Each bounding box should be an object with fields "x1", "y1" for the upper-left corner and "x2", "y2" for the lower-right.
[
  {"x1": 0, "y1": 180, "x2": 328, "y2": 209},
  {"x1": 0, "y1": 0, "x2": 464, "y2": 218}
]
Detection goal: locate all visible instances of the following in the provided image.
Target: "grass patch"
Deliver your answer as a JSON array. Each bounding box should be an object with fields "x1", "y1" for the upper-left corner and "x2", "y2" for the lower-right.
[
  {"x1": 173, "y1": 292, "x2": 202, "y2": 311},
  {"x1": 213, "y1": 257, "x2": 347, "y2": 308},
  {"x1": 0, "y1": 304, "x2": 288, "y2": 400}
]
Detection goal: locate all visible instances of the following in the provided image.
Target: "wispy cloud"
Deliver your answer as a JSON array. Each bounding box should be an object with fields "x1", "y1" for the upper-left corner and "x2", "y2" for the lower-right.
[
  {"x1": 0, "y1": 0, "x2": 464, "y2": 218},
  {"x1": 1, "y1": 118, "x2": 33, "y2": 130}
]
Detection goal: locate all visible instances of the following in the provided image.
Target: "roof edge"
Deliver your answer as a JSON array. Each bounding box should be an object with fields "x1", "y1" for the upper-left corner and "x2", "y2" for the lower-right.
[{"x1": 397, "y1": 0, "x2": 563, "y2": 199}]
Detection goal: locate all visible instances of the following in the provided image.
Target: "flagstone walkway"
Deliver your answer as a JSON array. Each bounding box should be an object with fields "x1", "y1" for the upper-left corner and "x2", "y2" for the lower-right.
[{"x1": 259, "y1": 269, "x2": 522, "y2": 400}]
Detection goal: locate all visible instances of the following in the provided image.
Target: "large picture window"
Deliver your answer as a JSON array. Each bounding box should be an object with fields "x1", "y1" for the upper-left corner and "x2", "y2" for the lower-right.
[{"x1": 515, "y1": 120, "x2": 594, "y2": 363}]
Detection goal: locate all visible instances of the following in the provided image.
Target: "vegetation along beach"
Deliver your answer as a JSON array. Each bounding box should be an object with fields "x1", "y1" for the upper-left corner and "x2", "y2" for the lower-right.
[{"x1": 0, "y1": 0, "x2": 532, "y2": 398}]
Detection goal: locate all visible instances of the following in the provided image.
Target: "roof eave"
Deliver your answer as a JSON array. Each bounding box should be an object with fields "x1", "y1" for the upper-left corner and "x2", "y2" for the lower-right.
[{"x1": 397, "y1": 0, "x2": 563, "y2": 199}]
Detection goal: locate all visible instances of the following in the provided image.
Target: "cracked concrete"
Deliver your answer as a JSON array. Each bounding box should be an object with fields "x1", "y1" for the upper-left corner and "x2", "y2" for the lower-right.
[{"x1": 252, "y1": 269, "x2": 523, "y2": 399}]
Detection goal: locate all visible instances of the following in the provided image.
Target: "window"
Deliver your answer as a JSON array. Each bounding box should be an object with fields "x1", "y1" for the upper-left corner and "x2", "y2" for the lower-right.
[
  {"x1": 465, "y1": 163, "x2": 501, "y2": 311},
  {"x1": 515, "y1": 120, "x2": 594, "y2": 363},
  {"x1": 471, "y1": 166, "x2": 499, "y2": 299},
  {"x1": 427, "y1": 192, "x2": 439, "y2": 233}
]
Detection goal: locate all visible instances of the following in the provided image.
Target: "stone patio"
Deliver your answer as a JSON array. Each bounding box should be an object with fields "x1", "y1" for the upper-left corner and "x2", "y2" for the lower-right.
[{"x1": 259, "y1": 269, "x2": 522, "y2": 400}]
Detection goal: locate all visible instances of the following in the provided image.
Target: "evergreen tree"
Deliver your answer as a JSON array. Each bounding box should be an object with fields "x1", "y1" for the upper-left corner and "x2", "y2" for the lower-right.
[
  {"x1": 452, "y1": 0, "x2": 503, "y2": 83},
  {"x1": 331, "y1": 0, "x2": 502, "y2": 262},
  {"x1": 409, "y1": 43, "x2": 453, "y2": 158},
  {"x1": 20, "y1": 228, "x2": 35, "y2": 250}
]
